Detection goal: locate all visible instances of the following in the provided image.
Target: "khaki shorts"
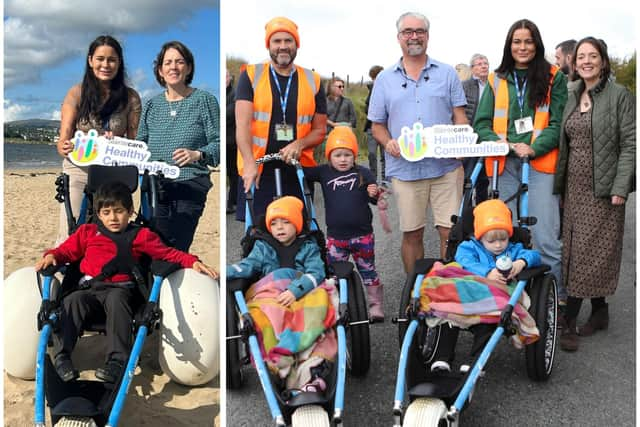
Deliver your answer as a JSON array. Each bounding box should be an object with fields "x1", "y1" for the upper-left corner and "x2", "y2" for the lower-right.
[{"x1": 392, "y1": 166, "x2": 463, "y2": 232}]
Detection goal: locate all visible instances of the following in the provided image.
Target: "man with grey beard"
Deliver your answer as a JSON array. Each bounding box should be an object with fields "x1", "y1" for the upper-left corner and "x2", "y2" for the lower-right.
[
  {"x1": 234, "y1": 16, "x2": 327, "y2": 220},
  {"x1": 368, "y1": 12, "x2": 467, "y2": 274}
]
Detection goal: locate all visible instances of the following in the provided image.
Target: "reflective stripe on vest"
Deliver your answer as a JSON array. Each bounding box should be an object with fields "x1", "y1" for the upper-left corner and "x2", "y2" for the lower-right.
[
  {"x1": 238, "y1": 62, "x2": 320, "y2": 175},
  {"x1": 485, "y1": 66, "x2": 559, "y2": 176}
]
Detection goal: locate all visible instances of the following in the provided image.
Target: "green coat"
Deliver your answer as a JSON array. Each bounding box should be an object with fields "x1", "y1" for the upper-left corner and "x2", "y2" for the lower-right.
[
  {"x1": 553, "y1": 80, "x2": 636, "y2": 198},
  {"x1": 473, "y1": 69, "x2": 568, "y2": 157}
]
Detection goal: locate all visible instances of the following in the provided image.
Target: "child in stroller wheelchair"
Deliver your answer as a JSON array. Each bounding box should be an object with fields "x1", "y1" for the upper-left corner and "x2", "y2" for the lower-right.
[
  {"x1": 429, "y1": 198, "x2": 542, "y2": 372},
  {"x1": 36, "y1": 180, "x2": 217, "y2": 384},
  {"x1": 226, "y1": 195, "x2": 336, "y2": 393}
]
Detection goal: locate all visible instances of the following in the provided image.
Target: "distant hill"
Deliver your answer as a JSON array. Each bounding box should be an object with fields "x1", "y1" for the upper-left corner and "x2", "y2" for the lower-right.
[
  {"x1": 4, "y1": 119, "x2": 60, "y2": 142},
  {"x1": 5, "y1": 119, "x2": 60, "y2": 129}
]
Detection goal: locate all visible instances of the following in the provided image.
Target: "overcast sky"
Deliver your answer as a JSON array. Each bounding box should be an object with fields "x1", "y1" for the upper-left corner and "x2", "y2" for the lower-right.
[
  {"x1": 3, "y1": 0, "x2": 220, "y2": 121},
  {"x1": 223, "y1": 0, "x2": 637, "y2": 83}
]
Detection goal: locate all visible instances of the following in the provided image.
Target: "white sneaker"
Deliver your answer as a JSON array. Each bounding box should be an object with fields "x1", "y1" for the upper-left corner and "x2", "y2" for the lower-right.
[{"x1": 430, "y1": 360, "x2": 451, "y2": 373}]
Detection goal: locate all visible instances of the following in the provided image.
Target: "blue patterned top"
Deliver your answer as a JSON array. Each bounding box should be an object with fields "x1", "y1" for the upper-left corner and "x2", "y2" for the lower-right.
[{"x1": 137, "y1": 88, "x2": 220, "y2": 181}]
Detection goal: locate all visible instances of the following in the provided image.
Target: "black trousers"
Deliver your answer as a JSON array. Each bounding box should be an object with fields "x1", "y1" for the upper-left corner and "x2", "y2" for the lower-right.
[
  {"x1": 154, "y1": 175, "x2": 212, "y2": 251},
  {"x1": 52, "y1": 286, "x2": 135, "y2": 363}
]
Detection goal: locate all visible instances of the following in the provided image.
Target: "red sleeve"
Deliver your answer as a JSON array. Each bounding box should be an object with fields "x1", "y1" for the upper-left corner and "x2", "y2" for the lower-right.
[
  {"x1": 133, "y1": 228, "x2": 199, "y2": 268},
  {"x1": 46, "y1": 224, "x2": 92, "y2": 264}
]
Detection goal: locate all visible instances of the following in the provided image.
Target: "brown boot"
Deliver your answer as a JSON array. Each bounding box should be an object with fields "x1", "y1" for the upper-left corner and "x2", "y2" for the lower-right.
[
  {"x1": 366, "y1": 284, "x2": 384, "y2": 322},
  {"x1": 560, "y1": 317, "x2": 579, "y2": 352},
  {"x1": 578, "y1": 304, "x2": 609, "y2": 336}
]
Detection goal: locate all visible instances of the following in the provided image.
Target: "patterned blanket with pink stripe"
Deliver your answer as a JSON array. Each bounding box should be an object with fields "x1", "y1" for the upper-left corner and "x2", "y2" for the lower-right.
[
  {"x1": 246, "y1": 268, "x2": 338, "y2": 389},
  {"x1": 419, "y1": 262, "x2": 539, "y2": 347}
]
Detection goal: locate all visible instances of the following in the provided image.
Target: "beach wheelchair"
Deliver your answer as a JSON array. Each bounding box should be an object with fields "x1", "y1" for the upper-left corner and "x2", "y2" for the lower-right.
[
  {"x1": 392, "y1": 157, "x2": 558, "y2": 426},
  {"x1": 35, "y1": 164, "x2": 213, "y2": 427},
  {"x1": 226, "y1": 154, "x2": 371, "y2": 426}
]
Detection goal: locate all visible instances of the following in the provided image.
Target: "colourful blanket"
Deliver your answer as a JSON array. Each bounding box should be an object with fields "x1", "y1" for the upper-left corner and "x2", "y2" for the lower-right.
[
  {"x1": 246, "y1": 268, "x2": 338, "y2": 389},
  {"x1": 418, "y1": 262, "x2": 539, "y2": 348}
]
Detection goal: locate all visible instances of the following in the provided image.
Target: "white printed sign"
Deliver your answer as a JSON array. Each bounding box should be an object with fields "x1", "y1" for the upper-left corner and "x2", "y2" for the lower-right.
[
  {"x1": 67, "y1": 129, "x2": 180, "y2": 179},
  {"x1": 397, "y1": 123, "x2": 509, "y2": 161}
]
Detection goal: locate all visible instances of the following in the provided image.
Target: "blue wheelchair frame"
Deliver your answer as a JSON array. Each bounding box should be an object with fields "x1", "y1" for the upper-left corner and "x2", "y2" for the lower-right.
[
  {"x1": 229, "y1": 154, "x2": 357, "y2": 426},
  {"x1": 35, "y1": 166, "x2": 174, "y2": 427}
]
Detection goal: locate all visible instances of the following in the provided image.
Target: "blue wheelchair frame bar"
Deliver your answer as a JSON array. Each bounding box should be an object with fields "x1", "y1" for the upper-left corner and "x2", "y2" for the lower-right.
[
  {"x1": 392, "y1": 273, "x2": 425, "y2": 416},
  {"x1": 451, "y1": 278, "x2": 528, "y2": 413},
  {"x1": 34, "y1": 275, "x2": 55, "y2": 426},
  {"x1": 234, "y1": 290, "x2": 286, "y2": 426},
  {"x1": 106, "y1": 275, "x2": 163, "y2": 427},
  {"x1": 333, "y1": 277, "x2": 349, "y2": 423}
]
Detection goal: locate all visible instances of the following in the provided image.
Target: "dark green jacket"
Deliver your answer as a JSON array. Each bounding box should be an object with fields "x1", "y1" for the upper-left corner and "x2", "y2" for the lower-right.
[
  {"x1": 553, "y1": 80, "x2": 635, "y2": 198},
  {"x1": 473, "y1": 69, "x2": 568, "y2": 157}
]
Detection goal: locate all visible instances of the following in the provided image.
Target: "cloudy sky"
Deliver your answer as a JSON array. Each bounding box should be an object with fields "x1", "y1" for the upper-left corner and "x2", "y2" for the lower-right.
[
  {"x1": 3, "y1": 0, "x2": 220, "y2": 121},
  {"x1": 224, "y1": 0, "x2": 636, "y2": 84}
]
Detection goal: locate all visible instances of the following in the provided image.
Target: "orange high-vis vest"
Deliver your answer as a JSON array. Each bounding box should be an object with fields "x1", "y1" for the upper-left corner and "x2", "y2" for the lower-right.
[
  {"x1": 237, "y1": 62, "x2": 321, "y2": 175},
  {"x1": 485, "y1": 65, "x2": 559, "y2": 176}
]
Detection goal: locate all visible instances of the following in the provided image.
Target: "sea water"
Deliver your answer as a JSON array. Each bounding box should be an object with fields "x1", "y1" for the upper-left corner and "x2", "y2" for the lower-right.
[{"x1": 4, "y1": 143, "x2": 61, "y2": 170}]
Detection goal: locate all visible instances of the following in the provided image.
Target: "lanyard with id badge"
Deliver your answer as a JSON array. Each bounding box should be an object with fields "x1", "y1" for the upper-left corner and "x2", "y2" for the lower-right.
[
  {"x1": 513, "y1": 72, "x2": 534, "y2": 135},
  {"x1": 271, "y1": 65, "x2": 295, "y2": 142}
]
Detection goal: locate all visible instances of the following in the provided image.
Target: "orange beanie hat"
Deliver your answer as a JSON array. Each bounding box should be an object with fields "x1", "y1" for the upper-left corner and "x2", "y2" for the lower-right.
[
  {"x1": 325, "y1": 126, "x2": 358, "y2": 160},
  {"x1": 265, "y1": 17, "x2": 300, "y2": 48},
  {"x1": 265, "y1": 196, "x2": 304, "y2": 234},
  {"x1": 473, "y1": 199, "x2": 513, "y2": 239}
]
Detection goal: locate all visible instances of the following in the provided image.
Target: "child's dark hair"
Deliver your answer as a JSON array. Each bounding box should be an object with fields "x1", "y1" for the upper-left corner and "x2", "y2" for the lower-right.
[{"x1": 94, "y1": 181, "x2": 134, "y2": 212}]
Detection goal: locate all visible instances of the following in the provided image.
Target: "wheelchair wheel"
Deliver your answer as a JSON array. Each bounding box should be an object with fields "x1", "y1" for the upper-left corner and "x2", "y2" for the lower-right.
[
  {"x1": 402, "y1": 398, "x2": 449, "y2": 427},
  {"x1": 55, "y1": 417, "x2": 98, "y2": 427},
  {"x1": 291, "y1": 405, "x2": 330, "y2": 427},
  {"x1": 398, "y1": 271, "x2": 416, "y2": 347},
  {"x1": 525, "y1": 273, "x2": 558, "y2": 381},
  {"x1": 398, "y1": 259, "x2": 438, "y2": 346},
  {"x1": 226, "y1": 293, "x2": 244, "y2": 390},
  {"x1": 346, "y1": 270, "x2": 370, "y2": 377}
]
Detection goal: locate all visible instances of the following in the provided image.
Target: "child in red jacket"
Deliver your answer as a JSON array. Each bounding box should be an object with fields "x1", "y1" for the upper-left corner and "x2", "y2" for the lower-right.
[{"x1": 36, "y1": 181, "x2": 217, "y2": 383}]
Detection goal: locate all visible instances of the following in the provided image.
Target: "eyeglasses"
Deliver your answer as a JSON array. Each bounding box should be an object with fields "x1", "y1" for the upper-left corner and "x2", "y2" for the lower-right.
[
  {"x1": 334, "y1": 85, "x2": 344, "y2": 89},
  {"x1": 399, "y1": 28, "x2": 427, "y2": 38}
]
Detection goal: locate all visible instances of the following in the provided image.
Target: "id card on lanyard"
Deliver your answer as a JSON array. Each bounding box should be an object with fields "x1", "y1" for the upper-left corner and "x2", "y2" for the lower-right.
[
  {"x1": 513, "y1": 72, "x2": 534, "y2": 134},
  {"x1": 271, "y1": 65, "x2": 295, "y2": 142}
]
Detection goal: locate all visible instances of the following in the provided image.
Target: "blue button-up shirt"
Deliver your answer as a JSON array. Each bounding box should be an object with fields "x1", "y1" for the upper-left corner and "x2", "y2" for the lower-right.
[{"x1": 368, "y1": 57, "x2": 467, "y2": 181}]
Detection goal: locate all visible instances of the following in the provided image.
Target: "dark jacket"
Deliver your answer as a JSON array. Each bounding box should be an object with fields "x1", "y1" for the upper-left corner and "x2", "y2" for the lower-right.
[
  {"x1": 462, "y1": 78, "x2": 482, "y2": 124},
  {"x1": 226, "y1": 238, "x2": 324, "y2": 299},
  {"x1": 553, "y1": 79, "x2": 635, "y2": 198},
  {"x1": 226, "y1": 82, "x2": 236, "y2": 147}
]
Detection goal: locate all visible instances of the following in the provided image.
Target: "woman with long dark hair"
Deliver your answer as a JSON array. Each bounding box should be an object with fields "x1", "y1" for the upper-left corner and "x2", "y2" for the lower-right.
[
  {"x1": 56, "y1": 35, "x2": 141, "y2": 242},
  {"x1": 136, "y1": 41, "x2": 220, "y2": 251},
  {"x1": 473, "y1": 19, "x2": 568, "y2": 309},
  {"x1": 554, "y1": 37, "x2": 635, "y2": 351}
]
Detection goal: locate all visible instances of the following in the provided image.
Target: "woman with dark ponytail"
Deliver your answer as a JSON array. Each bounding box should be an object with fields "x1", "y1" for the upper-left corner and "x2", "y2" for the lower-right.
[
  {"x1": 56, "y1": 35, "x2": 141, "y2": 243},
  {"x1": 473, "y1": 19, "x2": 568, "y2": 311}
]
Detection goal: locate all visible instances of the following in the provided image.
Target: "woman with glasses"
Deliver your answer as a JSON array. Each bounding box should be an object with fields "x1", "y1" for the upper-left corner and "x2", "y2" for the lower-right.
[{"x1": 326, "y1": 76, "x2": 357, "y2": 131}]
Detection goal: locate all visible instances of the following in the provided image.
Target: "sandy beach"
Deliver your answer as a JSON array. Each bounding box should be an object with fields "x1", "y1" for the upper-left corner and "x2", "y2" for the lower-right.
[{"x1": 3, "y1": 167, "x2": 221, "y2": 426}]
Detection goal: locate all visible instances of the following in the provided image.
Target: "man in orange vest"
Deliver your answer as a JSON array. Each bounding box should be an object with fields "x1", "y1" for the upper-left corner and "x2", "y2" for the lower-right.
[{"x1": 234, "y1": 16, "x2": 327, "y2": 220}]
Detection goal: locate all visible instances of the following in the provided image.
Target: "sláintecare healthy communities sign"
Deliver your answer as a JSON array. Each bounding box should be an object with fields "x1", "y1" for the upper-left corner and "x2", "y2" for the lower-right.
[
  {"x1": 398, "y1": 123, "x2": 509, "y2": 161},
  {"x1": 67, "y1": 129, "x2": 180, "y2": 178}
]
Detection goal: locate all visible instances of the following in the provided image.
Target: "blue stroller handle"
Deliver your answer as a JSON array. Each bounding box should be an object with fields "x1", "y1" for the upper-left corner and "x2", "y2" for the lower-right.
[{"x1": 245, "y1": 154, "x2": 318, "y2": 232}]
